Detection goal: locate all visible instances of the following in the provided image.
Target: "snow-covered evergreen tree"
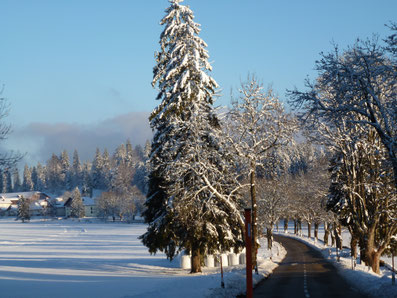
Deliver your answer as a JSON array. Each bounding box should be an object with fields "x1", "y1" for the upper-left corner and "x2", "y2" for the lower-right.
[
  {"x1": 141, "y1": 0, "x2": 243, "y2": 273},
  {"x1": 46, "y1": 154, "x2": 62, "y2": 192},
  {"x1": 0, "y1": 171, "x2": 4, "y2": 193},
  {"x1": 4, "y1": 169, "x2": 12, "y2": 193},
  {"x1": 70, "y1": 187, "x2": 85, "y2": 218},
  {"x1": 102, "y1": 149, "x2": 111, "y2": 189},
  {"x1": 125, "y1": 139, "x2": 135, "y2": 167},
  {"x1": 81, "y1": 162, "x2": 92, "y2": 197},
  {"x1": 59, "y1": 150, "x2": 71, "y2": 190},
  {"x1": 22, "y1": 165, "x2": 34, "y2": 191},
  {"x1": 30, "y1": 166, "x2": 38, "y2": 190},
  {"x1": 113, "y1": 144, "x2": 127, "y2": 167},
  {"x1": 17, "y1": 196, "x2": 30, "y2": 222},
  {"x1": 91, "y1": 148, "x2": 104, "y2": 189},
  {"x1": 0, "y1": 170, "x2": 10, "y2": 193},
  {"x1": 35, "y1": 163, "x2": 46, "y2": 191},
  {"x1": 12, "y1": 168, "x2": 22, "y2": 192},
  {"x1": 71, "y1": 149, "x2": 82, "y2": 189}
]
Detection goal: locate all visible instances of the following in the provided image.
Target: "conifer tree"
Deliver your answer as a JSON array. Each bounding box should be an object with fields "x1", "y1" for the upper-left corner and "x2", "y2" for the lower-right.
[
  {"x1": 46, "y1": 154, "x2": 62, "y2": 191},
  {"x1": 125, "y1": 139, "x2": 135, "y2": 167},
  {"x1": 31, "y1": 166, "x2": 38, "y2": 190},
  {"x1": 22, "y1": 165, "x2": 34, "y2": 191},
  {"x1": 91, "y1": 148, "x2": 103, "y2": 189},
  {"x1": 0, "y1": 171, "x2": 4, "y2": 193},
  {"x1": 81, "y1": 162, "x2": 92, "y2": 197},
  {"x1": 4, "y1": 169, "x2": 12, "y2": 193},
  {"x1": 70, "y1": 187, "x2": 85, "y2": 218},
  {"x1": 72, "y1": 149, "x2": 82, "y2": 189},
  {"x1": 35, "y1": 163, "x2": 46, "y2": 191},
  {"x1": 12, "y1": 168, "x2": 22, "y2": 192},
  {"x1": 59, "y1": 150, "x2": 70, "y2": 189},
  {"x1": 113, "y1": 144, "x2": 126, "y2": 167},
  {"x1": 102, "y1": 149, "x2": 111, "y2": 189},
  {"x1": 17, "y1": 196, "x2": 30, "y2": 222},
  {"x1": 141, "y1": 0, "x2": 243, "y2": 273}
]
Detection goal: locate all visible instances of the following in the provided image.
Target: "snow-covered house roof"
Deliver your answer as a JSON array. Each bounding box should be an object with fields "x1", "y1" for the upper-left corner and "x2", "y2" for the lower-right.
[
  {"x1": 0, "y1": 192, "x2": 50, "y2": 201},
  {"x1": 91, "y1": 189, "x2": 104, "y2": 198},
  {"x1": 30, "y1": 200, "x2": 48, "y2": 210},
  {"x1": 64, "y1": 197, "x2": 96, "y2": 207},
  {"x1": 50, "y1": 197, "x2": 66, "y2": 207},
  {"x1": 82, "y1": 197, "x2": 95, "y2": 206}
]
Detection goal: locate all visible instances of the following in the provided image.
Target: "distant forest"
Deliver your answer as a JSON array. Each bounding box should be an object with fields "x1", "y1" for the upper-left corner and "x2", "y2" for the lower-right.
[{"x1": 0, "y1": 139, "x2": 149, "y2": 197}]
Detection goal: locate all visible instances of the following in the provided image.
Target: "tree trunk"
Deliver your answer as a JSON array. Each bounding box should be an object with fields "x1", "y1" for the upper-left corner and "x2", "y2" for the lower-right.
[
  {"x1": 294, "y1": 220, "x2": 297, "y2": 235},
  {"x1": 365, "y1": 246, "x2": 382, "y2": 274},
  {"x1": 298, "y1": 219, "x2": 302, "y2": 236},
  {"x1": 324, "y1": 222, "x2": 330, "y2": 246},
  {"x1": 250, "y1": 164, "x2": 258, "y2": 270},
  {"x1": 334, "y1": 225, "x2": 342, "y2": 250},
  {"x1": 314, "y1": 223, "x2": 319, "y2": 240},
  {"x1": 266, "y1": 228, "x2": 273, "y2": 250},
  {"x1": 363, "y1": 228, "x2": 383, "y2": 274},
  {"x1": 307, "y1": 222, "x2": 311, "y2": 238},
  {"x1": 330, "y1": 223, "x2": 335, "y2": 246},
  {"x1": 284, "y1": 218, "x2": 288, "y2": 233},
  {"x1": 350, "y1": 236, "x2": 358, "y2": 258},
  {"x1": 191, "y1": 247, "x2": 202, "y2": 273}
]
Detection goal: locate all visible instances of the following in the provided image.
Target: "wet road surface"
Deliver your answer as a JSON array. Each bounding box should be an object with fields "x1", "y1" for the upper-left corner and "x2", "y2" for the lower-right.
[{"x1": 253, "y1": 234, "x2": 367, "y2": 298}]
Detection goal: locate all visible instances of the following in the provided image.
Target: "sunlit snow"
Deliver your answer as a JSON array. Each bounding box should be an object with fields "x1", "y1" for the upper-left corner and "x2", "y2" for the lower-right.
[{"x1": 0, "y1": 218, "x2": 284, "y2": 298}]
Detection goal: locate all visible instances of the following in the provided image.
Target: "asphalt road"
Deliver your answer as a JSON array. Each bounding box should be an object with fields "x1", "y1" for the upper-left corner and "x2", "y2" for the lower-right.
[{"x1": 253, "y1": 234, "x2": 367, "y2": 298}]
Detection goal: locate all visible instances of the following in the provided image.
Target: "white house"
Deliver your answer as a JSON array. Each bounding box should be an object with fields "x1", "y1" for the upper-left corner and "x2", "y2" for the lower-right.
[{"x1": 64, "y1": 196, "x2": 98, "y2": 218}]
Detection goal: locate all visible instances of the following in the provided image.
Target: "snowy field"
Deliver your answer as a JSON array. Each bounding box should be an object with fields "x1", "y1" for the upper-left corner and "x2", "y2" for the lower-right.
[
  {"x1": 276, "y1": 222, "x2": 397, "y2": 298},
  {"x1": 0, "y1": 218, "x2": 285, "y2": 298}
]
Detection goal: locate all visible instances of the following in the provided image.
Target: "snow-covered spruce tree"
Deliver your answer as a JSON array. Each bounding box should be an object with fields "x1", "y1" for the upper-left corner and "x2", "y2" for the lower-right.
[
  {"x1": 17, "y1": 196, "x2": 30, "y2": 222},
  {"x1": 12, "y1": 168, "x2": 22, "y2": 192},
  {"x1": 46, "y1": 153, "x2": 63, "y2": 192},
  {"x1": 0, "y1": 169, "x2": 12, "y2": 193},
  {"x1": 59, "y1": 150, "x2": 70, "y2": 190},
  {"x1": 81, "y1": 162, "x2": 92, "y2": 197},
  {"x1": 35, "y1": 163, "x2": 46, "y2": 191},
  {"x1": 70, "y1": 187, "x2": 85, "y2": 218},
  {"x1": 91, "y1": 148, "x2": 104, "y2": 189},
  {"x1": 71, "y1": 149, "x2": 82, "y2": 189},
  {"x1": 141, "y1": 0, "x2": 244, "y2": 273},
  {"x1": 22, "y1": 164, "x2": 34, "y2": 191}
]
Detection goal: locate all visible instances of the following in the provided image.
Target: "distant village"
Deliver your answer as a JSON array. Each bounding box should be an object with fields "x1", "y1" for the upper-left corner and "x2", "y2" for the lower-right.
[{"x1": 0, "y1": 191, "x2": 98, "y2": 218}]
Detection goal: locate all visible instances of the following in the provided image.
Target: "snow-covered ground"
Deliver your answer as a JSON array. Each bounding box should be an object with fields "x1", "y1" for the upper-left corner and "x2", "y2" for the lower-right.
[
  {"x1": 0, "y1": 218, "x2": 285, "y2": 298},
  {"x1": 276, "y1": 222, "x2": 397, "y2": 298}
]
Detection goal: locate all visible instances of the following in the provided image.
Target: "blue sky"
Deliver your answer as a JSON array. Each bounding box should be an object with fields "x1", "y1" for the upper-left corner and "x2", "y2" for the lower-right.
[{"x1": 0, "y1": 0, "x2": 396, "y2": 165}]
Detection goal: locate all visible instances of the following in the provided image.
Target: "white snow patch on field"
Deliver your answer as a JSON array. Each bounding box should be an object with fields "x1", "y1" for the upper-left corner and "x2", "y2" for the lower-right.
[{"x1": 0, "y1": 219, "x2": 285, "y2": 298}]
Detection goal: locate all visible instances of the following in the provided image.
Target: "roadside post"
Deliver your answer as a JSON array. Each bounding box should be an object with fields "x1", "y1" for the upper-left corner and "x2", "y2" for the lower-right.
[
  {"x1": 245, "y1": 208, "x2": 253, "y2": 298},
  {"x1": 392, "y1": 252, "x2": 395, "y2": 285},
  {"x1": 220, "y1": 255, "x2": 225, "y2": 288}
]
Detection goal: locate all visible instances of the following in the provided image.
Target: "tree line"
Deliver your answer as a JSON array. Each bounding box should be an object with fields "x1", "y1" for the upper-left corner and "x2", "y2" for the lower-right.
[{"x1": 0, "y1": 140, "x2": 149, "y2": 220}]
